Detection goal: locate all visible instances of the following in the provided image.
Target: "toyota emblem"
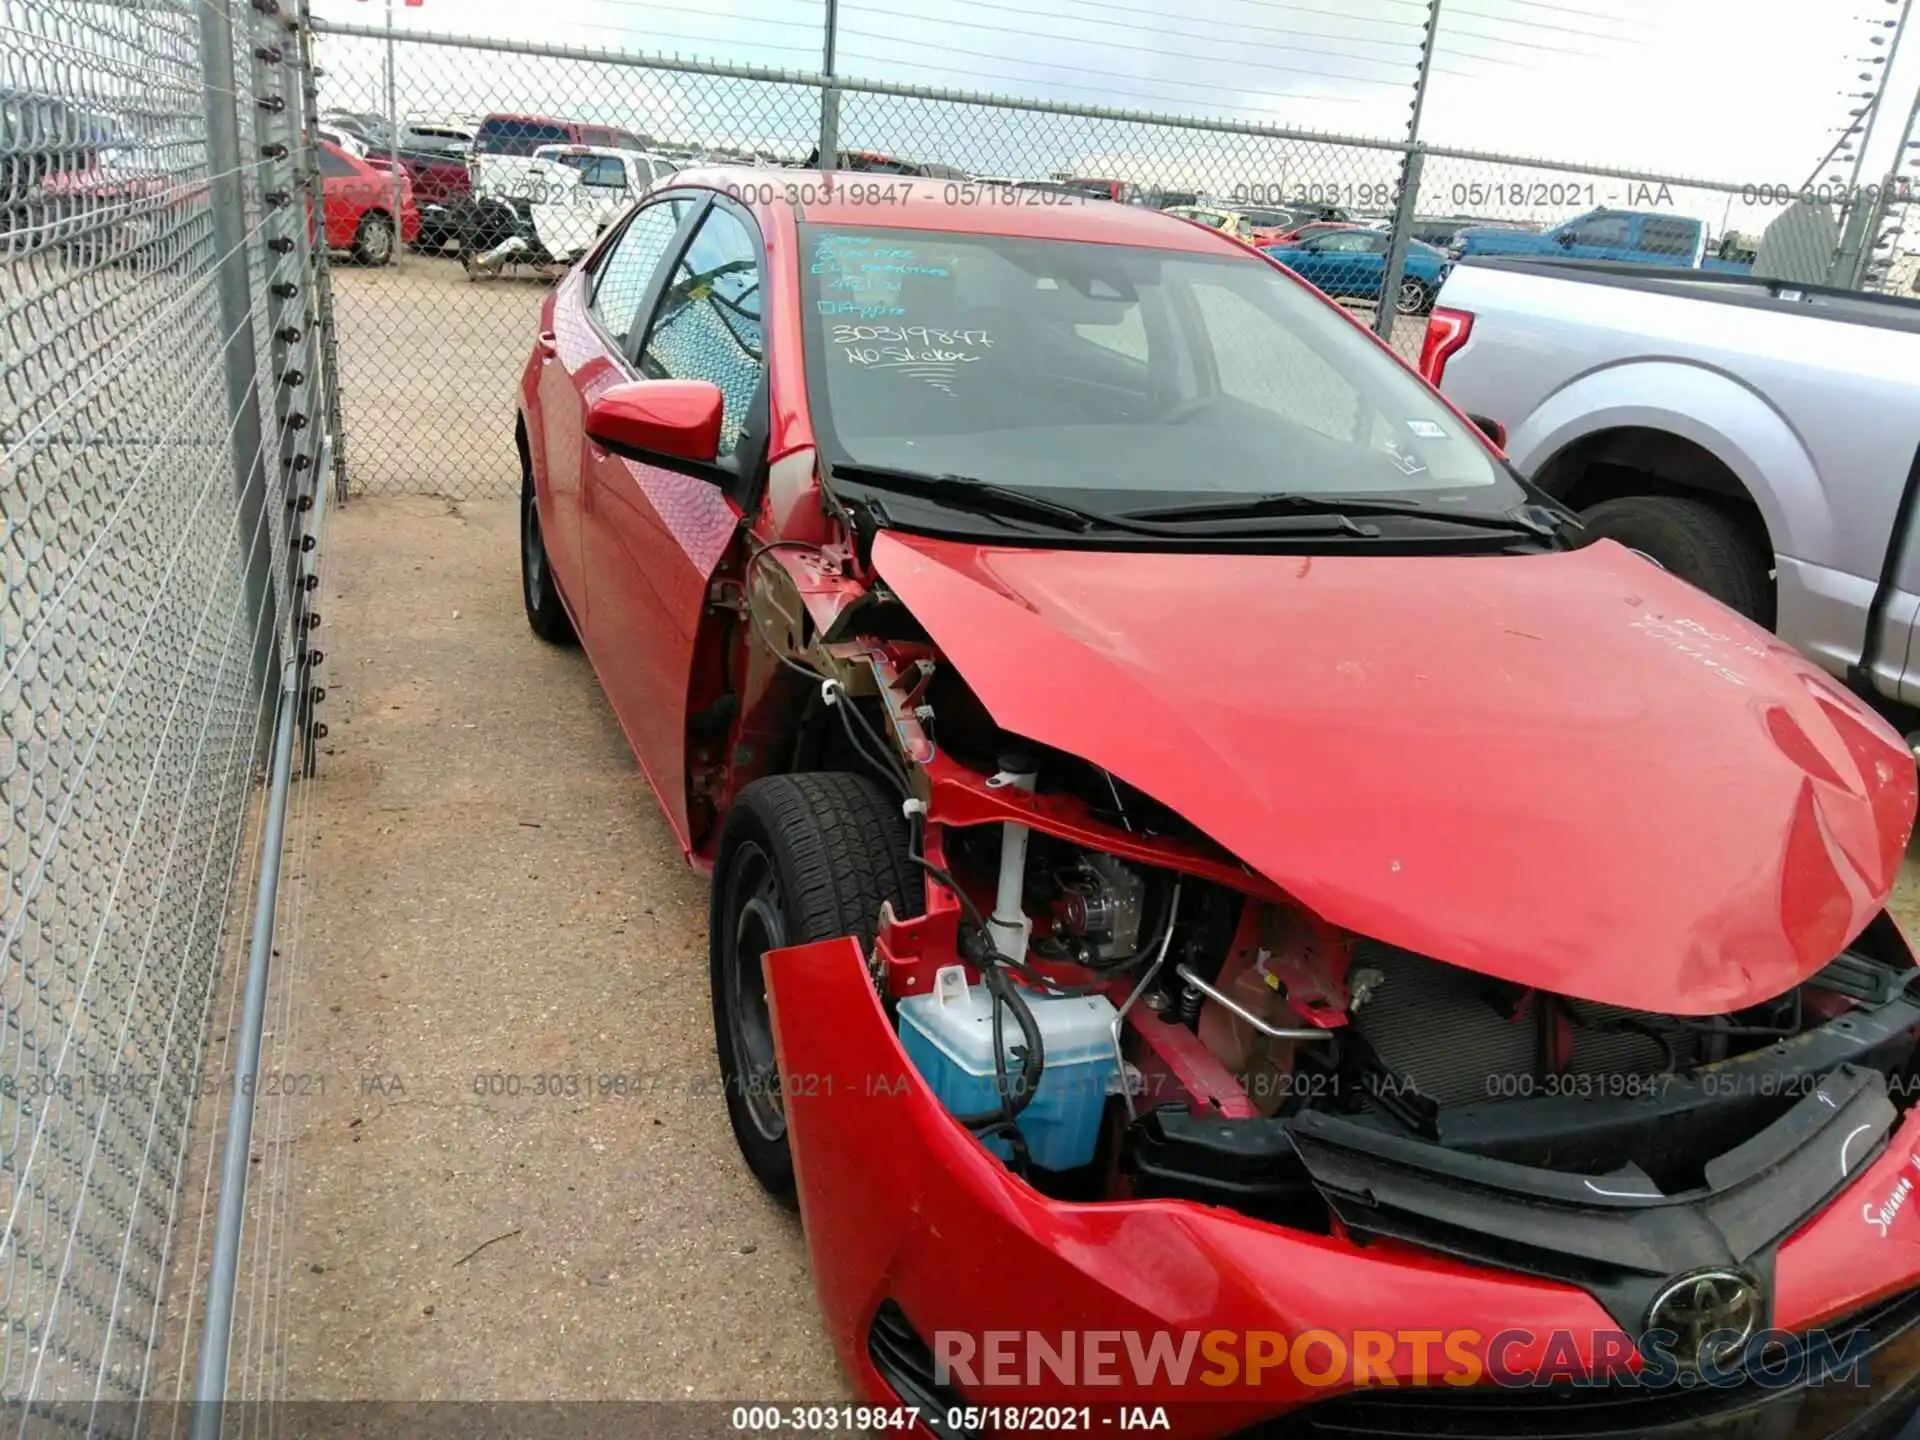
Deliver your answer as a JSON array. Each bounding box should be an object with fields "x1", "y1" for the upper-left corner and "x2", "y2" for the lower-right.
[{"x1": 1645, "y1": 1269, "x2": 1764, "y2": 1375}]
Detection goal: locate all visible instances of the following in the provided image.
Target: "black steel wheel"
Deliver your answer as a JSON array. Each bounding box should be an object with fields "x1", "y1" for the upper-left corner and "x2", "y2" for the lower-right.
[{"x1": 710, "y1": 773, "x2": 923, "y2": 1201}]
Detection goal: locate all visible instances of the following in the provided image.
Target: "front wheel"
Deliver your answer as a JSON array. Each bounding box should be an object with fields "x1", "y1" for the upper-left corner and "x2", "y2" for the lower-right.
[
  {"x1": 710, "y1": 773, "x2": 923, "y2": 1202},
  {"x1": 1394, "y1": 275, "x2": 1433, "y2": 315},
  {"x1": 351, "y1": 211, "x2": 394, "y2": 266},
  {"x1": 1578, "y1": 494, "x2": 1773, "y2": 626}
]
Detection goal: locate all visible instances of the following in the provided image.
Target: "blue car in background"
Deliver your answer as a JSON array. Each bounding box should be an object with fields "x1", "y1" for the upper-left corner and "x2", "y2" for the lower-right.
[
  {"x1": 1453, "y1": 207, "x2": 1752, "y2": 272},
  {"x1": 1260, "y1": 229, "x2": 1452, "y2": 314}
]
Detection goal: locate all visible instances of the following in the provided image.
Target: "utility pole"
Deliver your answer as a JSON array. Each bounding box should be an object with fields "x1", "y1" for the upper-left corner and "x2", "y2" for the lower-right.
[{"x1": 382, "y1": 0, "x2": 401, "y2": 257}]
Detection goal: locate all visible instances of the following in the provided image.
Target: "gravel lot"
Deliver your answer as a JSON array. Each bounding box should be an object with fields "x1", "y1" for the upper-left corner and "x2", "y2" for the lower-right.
[{"x1": 332, "y1": 252, "x2": 551, "y2": 497}]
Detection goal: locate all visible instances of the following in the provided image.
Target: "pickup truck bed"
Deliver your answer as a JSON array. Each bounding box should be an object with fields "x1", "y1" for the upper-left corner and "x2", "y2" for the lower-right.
[{"x1": 1427, "y1": 256, "x2": 1920, "y2": 718}]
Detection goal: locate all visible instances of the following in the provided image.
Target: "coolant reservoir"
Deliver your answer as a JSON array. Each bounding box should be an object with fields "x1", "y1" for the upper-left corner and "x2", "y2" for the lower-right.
[{"x1": 1197, "y1": 950, "x2": 1297, "y2": 1117}]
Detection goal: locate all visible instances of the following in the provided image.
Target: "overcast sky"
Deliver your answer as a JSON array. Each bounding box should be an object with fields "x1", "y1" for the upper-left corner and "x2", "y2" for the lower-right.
[{"x1": 312, "y1": 0, "x2": 1920, "y2": 229}]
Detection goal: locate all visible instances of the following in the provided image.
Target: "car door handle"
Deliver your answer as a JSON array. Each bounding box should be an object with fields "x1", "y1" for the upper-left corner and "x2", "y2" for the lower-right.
[{"x1": 535, "y1": 330, "x2": 557, "y2": 359}]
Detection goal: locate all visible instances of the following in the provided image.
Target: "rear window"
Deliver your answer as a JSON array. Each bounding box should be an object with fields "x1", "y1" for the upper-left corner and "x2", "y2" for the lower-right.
[{"x1": 475, "y1": 118, "x2": 571, "y2": 156}]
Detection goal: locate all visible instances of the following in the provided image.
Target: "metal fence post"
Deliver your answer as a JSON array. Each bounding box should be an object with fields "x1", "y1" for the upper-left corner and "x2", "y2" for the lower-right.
[
  {"x1": 1375, "y1": 147, "x2": 1427, "y2": 338},
  {"x1": 1374, "y1": 0, "x2": 1441, "y2": 341},
  {"x1": 196, "y1": 0, "x2": 282, "y2": 706},
  {"x1": 1848, "y1": 80, "x2": 1920, "y2": 291},
  {"x1": 818, "y1": 0, "x2": 840, "y2": 165},
  {"x1": 298, "y1": 12, "x2": 353, "y2": 501}
]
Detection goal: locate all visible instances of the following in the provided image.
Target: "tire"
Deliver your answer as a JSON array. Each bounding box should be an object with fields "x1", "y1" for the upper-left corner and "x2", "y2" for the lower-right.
[
  {"x1": 351, "y1": 211, "x2": 394, "y2": 266},
  {"x1": 520, "y1": 462, "x2": 576, "y2": 644},
  {"x1": 1394, "y1": 275, "x2": 1433, "y2": 315},
  {"x1": 710, "y1": 772, "x2": 924, "y2": 1202},
  {"x1": 1578, "y1": 494, "x2": 1773, "y2": 625}
]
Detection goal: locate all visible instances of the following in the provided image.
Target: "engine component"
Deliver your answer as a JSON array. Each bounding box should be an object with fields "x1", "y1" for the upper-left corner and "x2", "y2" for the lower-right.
[
  {"x1": 1346, "y1": 942, "x2": 1703, "y2": 1115},
  {"x1": 1122, "y1": 1106, "x2": 1325, "y2": 1229},
  {"x1": 985, "y1": 757, "x2": 1039, "y2": 962},
  {"x1": 1049, "y1": 852, "x2": 1144, "y2": 962}
]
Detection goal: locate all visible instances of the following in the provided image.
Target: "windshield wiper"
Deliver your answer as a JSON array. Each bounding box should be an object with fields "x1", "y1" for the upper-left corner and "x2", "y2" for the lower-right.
[
  {"x1": 828, "y1": 463, "x2": 1111, "y2": 533},
  {"x1": 828, "y1": 464, "x2": 1385, "y2": 539},
  {"x1": 1120, "y1": 491, "x2": 1559, "y2": 538}
]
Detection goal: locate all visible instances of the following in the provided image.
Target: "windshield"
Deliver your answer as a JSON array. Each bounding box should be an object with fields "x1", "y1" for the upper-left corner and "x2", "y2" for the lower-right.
[{"x1": 798, "y1": 224, "x2": 1517, "y2": 510}]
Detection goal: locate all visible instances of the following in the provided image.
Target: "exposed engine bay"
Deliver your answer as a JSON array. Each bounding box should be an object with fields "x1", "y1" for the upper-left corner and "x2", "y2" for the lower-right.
[{"x1": 719, "y1": 540, "x2": 1920, "y2": 1324}]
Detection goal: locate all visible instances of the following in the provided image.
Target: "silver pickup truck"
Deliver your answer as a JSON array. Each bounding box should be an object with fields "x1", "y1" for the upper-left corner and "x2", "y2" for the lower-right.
[{"x1": 1425, "y1": 257, "x2": 1920, "y2": 721}]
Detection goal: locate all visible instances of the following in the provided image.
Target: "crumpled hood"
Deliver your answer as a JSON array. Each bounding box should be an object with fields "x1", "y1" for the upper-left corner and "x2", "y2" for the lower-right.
[{"x1": 873, "y1": 531, "x2": 1917, "y2": 1014}]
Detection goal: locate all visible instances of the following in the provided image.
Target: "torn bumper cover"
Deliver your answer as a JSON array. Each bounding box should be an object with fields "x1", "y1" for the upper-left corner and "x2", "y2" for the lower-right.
[{"x1": 765, "y1": 935, "x2": 1920, "y2": 1439}]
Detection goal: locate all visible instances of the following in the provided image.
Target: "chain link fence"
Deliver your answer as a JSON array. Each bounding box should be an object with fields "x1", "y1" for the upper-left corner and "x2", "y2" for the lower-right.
[
  {"x1": 308, "y1": 20, "x2": 1916, "y2": 502},
  {"x1": 3, "y1": 0, "x2": 333, "y2": 1425}
]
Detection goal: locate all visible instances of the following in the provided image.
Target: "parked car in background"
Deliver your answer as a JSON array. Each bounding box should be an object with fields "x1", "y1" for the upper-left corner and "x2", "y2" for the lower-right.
[
  {"x1": 1226, "y1": 204, "x2": 1314, "y2": 246},
  {"x1": 1425, "y1": 255, "x2": 1920, "y2": 732},
  {"x1": 466, "y1": 143, "x2": 677, "y2": 274},
  {"x1": 395, "y1": 117, "x2": 474, "y2": 155},
  {"x1": 800, "y1": 148, "x2": 970, "y2": 179},
  {"x1": 383, "y1": 145, "x2": 470, "y2": 249},
  {"x1": 37, "y1": 141, "x2": 181, "y2": 266},
  {"x1": 1261, "y1": 217, "x2": 1358, "y2": 247},
  {"x1": 1263, "y1": 228, "x2": 1451, "y2": 313},
  {"x1": 320, "y1": 109, "x2": 387, "y2": 146},
  {"x1": 1145, "y1": 187, "x2": 1201, "y2": 209},
  {"x1": 513, "y1": 170, "x2": 1920, "y2": 1438},
  {"x1": 318, "y1": 137, "x2": 417, "y2": 264},
  {"x1": 466, "y1": 119, "x2": 664, "y2": 261},
  {"x1": 468, "y1": 113, "x2": 652, "y2": 211},
  {"x1": 315, "y1": 123, "x2": 369, "y2": 158},
  {"x1": 1163, "y1": 204, "x2": 1255, "y2": 241},
  {"x1": 1455, "y1": 206, "x2": 1752, "y2": 272}
]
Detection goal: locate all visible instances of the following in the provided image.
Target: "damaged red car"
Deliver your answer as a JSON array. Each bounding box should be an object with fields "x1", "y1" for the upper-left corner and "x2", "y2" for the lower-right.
[{"x1": 516, "y1": 171, "x2": 1920, "y2": 1438}]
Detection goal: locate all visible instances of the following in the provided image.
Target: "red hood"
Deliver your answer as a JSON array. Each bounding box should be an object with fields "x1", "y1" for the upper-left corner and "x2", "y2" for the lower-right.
[{"x1": 872, "y1": 531, "x2": 1917, "y2": 1014}]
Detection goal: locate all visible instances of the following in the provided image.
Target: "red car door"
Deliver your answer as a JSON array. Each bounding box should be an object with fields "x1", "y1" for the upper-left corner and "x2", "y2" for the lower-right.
[
  {"x1": 578, "y1": 196, "x2": 766, "y2": 849},
  {"x1": 535, "y1": 196, "x2": 691, "y2": 624}
]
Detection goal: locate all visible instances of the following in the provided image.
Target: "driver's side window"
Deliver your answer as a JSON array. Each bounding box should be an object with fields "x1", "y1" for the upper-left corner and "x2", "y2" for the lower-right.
[
  {"x1": 637, "y1": 205, "x2": 765, "y2": 458},
  {"x1": 591, "y1": 198, "x2": 688, "y2": 344}
]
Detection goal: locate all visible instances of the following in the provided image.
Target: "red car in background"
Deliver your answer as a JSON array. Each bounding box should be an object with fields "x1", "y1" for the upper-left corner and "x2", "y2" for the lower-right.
[
  {"x1": 1263, "y1": 218, "x2": 1361, "y2": 248},
  {"x1": 318, "y1": 138, "x2": 418, "y2": 264},
  {"x1": 514, "y1": 171, "x2": 1920, "y2": 1436}
]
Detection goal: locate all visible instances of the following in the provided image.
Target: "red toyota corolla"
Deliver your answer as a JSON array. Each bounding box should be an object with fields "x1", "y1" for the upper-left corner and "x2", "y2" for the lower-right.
[{"x1": 516, "y1": 170, "x2": 1920, "y2": 1437}]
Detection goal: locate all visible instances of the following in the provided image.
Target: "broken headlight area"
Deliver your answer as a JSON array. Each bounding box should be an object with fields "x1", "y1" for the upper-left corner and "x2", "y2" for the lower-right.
[{"x1": 859, "y1": 737, "x2": 1920, "y2": 1328}]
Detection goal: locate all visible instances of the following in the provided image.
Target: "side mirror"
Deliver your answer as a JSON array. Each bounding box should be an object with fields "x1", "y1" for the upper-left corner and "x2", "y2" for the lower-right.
[
  {"x1": 1554, "y1": 231, "x2": 1576, "y2": 246},
  {"x1": 585, "y1": 379, "x2": 724, "y2": 464}
]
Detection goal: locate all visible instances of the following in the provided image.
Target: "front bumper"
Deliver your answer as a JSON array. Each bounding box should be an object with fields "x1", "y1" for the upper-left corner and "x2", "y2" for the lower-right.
[{"x1": 764, "y1": 936, "x2": 1920, "y2": 1440}]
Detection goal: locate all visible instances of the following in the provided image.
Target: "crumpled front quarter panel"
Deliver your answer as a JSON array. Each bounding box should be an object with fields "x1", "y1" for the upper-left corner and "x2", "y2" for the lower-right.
[{"x1": 871, "y1": 532, "x2": 1917, "y2": 1014}]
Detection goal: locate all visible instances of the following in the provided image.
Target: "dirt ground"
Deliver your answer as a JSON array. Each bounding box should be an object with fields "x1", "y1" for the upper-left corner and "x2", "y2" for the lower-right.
[{"x1": 248, "y1": 493, "x2": 845, "y2": 1401}]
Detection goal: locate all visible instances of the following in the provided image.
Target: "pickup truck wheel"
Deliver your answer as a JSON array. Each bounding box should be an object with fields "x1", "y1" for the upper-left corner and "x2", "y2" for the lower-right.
[
  {"x1": 351, "y1": 212, "x2": 394, "y2": 266},
  {"x1": 1578, "y1": 495, "x2": 1772, "y2": 624},
  {"x1": 1395, "y1": 276, "x2": 1433, "y2": 315},
  {"x1": 520, "y1": 465, "x2": 576, "y2": 644},
  {"x1": 710, "y1": 773, "x2": 923, "y2": 1203}
]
